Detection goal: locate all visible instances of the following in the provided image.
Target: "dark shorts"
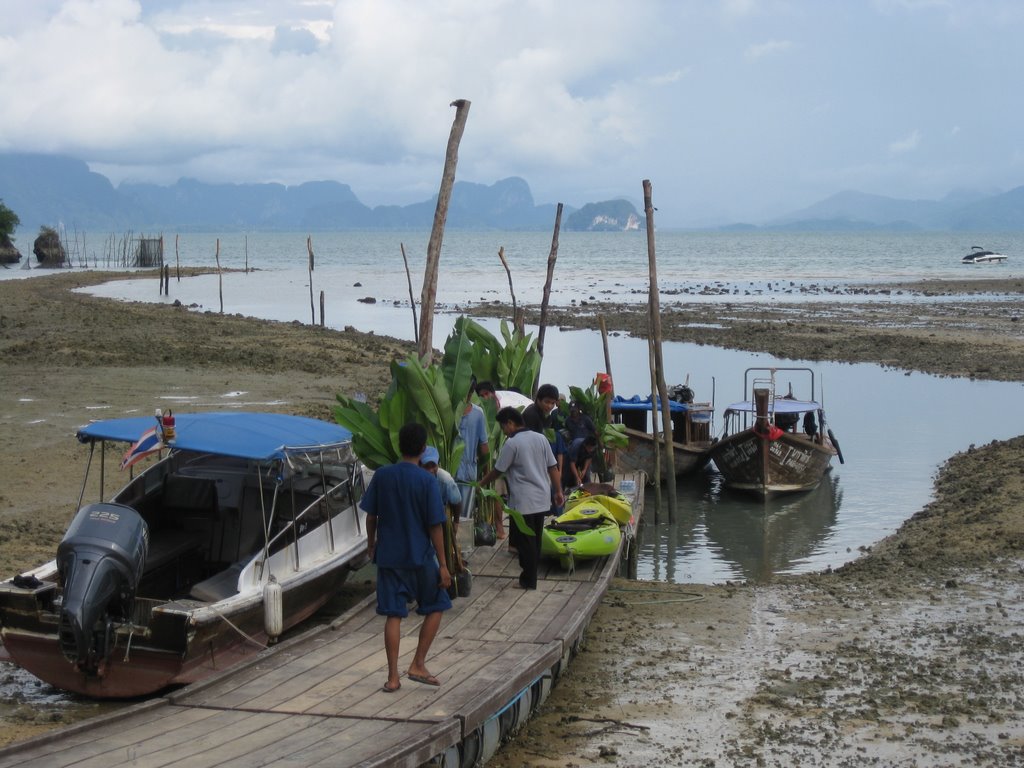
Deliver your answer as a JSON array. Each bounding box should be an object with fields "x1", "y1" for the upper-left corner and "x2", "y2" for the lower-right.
[{"x1": 376, "y1": 558, "x2": 452, "y2": 618}]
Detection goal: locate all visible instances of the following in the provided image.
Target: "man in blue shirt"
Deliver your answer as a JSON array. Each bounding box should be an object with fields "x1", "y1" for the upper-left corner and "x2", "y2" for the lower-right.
[
  {"x1": 456, "y1": 389, "x2": 490, "y2": 525},
  {"x1": 361, "y1": 423, "x2": 452, "y2": 692}
]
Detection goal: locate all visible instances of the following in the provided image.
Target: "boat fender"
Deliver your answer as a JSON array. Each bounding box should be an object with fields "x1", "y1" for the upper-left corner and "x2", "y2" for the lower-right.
[
  {"x1": 264, "y1": 576, "x2": 283, "y2": 642},
  {"x1": 827, "y1": 428, "x2": 845, "y2": 465}
]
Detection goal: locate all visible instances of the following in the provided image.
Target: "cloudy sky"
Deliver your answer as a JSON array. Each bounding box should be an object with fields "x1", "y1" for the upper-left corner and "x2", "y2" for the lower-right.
[{"x1": 1, "y1": 0, "x2": 1021, "y2": 226}]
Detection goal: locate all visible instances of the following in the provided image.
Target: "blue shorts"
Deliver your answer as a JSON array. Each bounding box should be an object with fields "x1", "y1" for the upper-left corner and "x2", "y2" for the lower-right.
[{"x1": 376, "y1": 559, "x2": 452, "y2": 618}]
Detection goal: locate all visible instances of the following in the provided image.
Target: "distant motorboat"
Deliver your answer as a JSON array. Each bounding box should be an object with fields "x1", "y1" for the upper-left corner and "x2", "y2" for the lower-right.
[{"x1": 962, "y1": 246, "x2": 1008, "y2": 264}]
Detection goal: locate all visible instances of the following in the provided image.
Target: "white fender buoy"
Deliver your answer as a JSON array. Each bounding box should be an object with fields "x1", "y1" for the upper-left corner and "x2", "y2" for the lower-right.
[{"x1": 264, "y1": 576, "x2": 283, "y2": 642}]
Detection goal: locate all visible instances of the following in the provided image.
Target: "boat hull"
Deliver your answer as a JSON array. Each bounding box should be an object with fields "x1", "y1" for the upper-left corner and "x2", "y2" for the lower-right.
[
  {"x1": 709, "y1": 429, "x2": 836, "y2": 499},
  {"x1": 0, "y1": 556, "x2": 359, "y2": 698},
  {"x1": 614, "y1": 427, "x2": 711, "y2": 481}
]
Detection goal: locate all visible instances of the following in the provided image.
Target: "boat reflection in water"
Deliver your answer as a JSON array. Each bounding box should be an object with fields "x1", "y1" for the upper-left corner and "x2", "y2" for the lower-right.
[
  {"x1": 630, "y1": 469, "x2": 843, "y2": 584},
  {"x1": 701, "y1": 471, "x2": 843, "y2": 582}
]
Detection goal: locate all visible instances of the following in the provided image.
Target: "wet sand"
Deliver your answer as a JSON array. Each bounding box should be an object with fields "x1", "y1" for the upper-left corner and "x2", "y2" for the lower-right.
[{"x1": 1, "y1": 271, "x2": 1023, "y2": 763}]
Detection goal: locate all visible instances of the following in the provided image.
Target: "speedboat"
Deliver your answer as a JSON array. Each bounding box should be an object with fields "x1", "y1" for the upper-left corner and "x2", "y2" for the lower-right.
[
  {"x1": 708, "y1": 368, "x2": 843, "y2": 499},
  {"x1": 0, "y1": 412, "x2": 369, "y2": 698},
  {"x1": 962, "y1": 246, "x2": 1008, "y2": 264}
]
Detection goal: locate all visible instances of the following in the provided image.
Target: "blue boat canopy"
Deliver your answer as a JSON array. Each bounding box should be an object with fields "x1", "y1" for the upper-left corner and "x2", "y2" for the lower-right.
[
  {"x1": 723, "y1": 399, "x2": 821, "y2": 415},
  {"x1": 611, "y1": 395, "x2": 691, "y2": 413},
  {"x1": 77, "y1": 412, "x2": 353, "y2": 462}
]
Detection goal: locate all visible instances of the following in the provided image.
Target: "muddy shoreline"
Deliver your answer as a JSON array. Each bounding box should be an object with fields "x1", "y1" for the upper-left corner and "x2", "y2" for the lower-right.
[{"x1": 1, "y1": 271, "x2": 1023, "y2": 763}]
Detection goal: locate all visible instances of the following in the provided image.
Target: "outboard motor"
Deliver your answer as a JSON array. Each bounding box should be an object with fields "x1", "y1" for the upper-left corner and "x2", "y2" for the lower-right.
[
  {"x1": 56, "y1": 503, "x2": 148, "y2": 674},
  {"x1": 669, "y1": 384, "x2": 695, "y2": 404}
]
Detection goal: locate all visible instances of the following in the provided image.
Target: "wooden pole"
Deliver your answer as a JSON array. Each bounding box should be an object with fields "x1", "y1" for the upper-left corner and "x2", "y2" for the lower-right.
[
  {"x1": 418, "y1": 98, "x2": 471, "y2": 364},
  {"x1": 599, "y1": 315, "x2": 615, "y2": 476},
  {"x1": 307, "y1": 236, "x2": 315, "y2": 325},
  {"x1": 497, "y1": 246, "x2": 517, "y2": 321},
  {"x1": 536, "y1": 202, "x2": 563, "y2": 361},
  {"x1": 245, "y1": 235, "x2": 249, "y2": 273},
  {"x1": 215, "y1": 238, "x2": 223, "y2": 314},
  {"x1": 400, "y1": 243, "x2": 419, "y2": 346},
  {"x1": 644, "y1": 179, "x2": 676, "y2": 518},
  {"x1": 319, "y1": 290, "x2": 325, "y2": 327},
  {"x1": 174, "y1": 234, "x2": 180, "y2": 281},
  {"x1": 647, "y1": 329, "x2": 661, "y2": 517}
]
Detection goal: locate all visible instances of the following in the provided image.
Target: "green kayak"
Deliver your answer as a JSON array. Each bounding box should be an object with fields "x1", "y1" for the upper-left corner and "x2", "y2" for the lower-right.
[{"x1": 541, "y1": 497, "x2": 624, "y2": 570}]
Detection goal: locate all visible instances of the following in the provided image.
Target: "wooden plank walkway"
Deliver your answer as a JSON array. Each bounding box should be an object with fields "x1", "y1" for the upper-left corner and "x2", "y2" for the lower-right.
[{"x1": 0, "y1": 473, "x2": 644, "y2": 768}]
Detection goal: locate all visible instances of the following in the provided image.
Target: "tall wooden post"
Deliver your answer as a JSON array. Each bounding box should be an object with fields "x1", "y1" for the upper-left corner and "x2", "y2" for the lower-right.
[
  {"x1": 400, "y1": 243, "x2": 419, "y2": 345},
  {"x1": 307, "y1": 236, "x2": 315, "y2": 325},
  {"x1": 644, "y1": 179, "x2": 676, "y2": 518},
  {"x1": 418, "y1": 99, "x2": 471, "y2": 363},
  {"x1": 536, "y1": 203, "x2": 563, "y2": 361},
  {"x1": 215, "y1": 238, "x2": 223, "y2": 314}
]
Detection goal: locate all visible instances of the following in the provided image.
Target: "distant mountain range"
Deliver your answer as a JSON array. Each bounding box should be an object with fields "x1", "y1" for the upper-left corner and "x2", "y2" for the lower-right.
[
  {"x1": 725, "y1": 187, "x2": 1024, "y2": 232},
  {"x1": 2, "y1": 152, "x2": 1023, "y2": 235},
  {"x1": 0, "y1": 153, "x2": 638, "y2": 236}
]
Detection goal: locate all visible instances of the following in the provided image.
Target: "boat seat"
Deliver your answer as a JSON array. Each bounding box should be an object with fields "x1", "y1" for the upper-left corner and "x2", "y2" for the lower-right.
[
  {"x1": 189, "y1": 562, "x2": 243, "y2": 602},
  {"x1": 144, "y1": 529, "x2": 206, "y2": 574},
  {"x1": 160, "y1": 476, "x2": 219, "y2": 520},
  {"x1": 547, "y1": 518, "x2": 608, "y2": 535}
]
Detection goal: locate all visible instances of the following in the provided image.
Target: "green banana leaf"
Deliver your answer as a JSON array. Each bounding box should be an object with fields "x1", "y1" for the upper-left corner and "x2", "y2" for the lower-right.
[
  {"x1": 393, "y1": 356, "x2": 457, "y2": 460},
  {"x1": 475, "y1": 485, "x2": 534, "y2": 537},
  {"x1": 333, "y1": 397, "x2": 394, "y2": 469},
  {"x1": 442, "y1": 324, "x2": 475, "y2": 413}
]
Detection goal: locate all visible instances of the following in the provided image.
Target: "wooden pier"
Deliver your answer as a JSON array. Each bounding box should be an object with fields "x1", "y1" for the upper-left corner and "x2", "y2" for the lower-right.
[{"x1": 0, "y1": 473, "x2": 644, "y2": 768}]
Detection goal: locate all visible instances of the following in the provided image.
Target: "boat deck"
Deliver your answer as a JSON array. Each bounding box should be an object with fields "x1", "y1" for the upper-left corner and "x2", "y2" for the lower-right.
[{"x1": 0, "y1": 473, "x2": 645, "y2": 768}]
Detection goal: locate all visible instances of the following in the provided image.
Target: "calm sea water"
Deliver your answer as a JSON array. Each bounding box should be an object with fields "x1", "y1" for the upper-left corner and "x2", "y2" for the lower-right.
[
  {"x1": 11, "y1": 228, "x2": 1024, "y2": 306},
  {"x1": 7, "y1": 229, "x2": 1024, "y2": 583}
]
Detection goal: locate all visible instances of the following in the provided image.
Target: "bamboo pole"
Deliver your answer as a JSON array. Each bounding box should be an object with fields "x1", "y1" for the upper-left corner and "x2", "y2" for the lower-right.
[
  {"x1": 599, "y1": 315, "x2": 615, "y2": 476},
  {"x1": 307, "y1": 236, "x2": 315, "y2": 325},
  {"x1": 643, "y1": 179, "x2": 676, "y2": 518},
  {"x1": 536, "y1": 202, "x2": 562, "y2": 361},
  {"x1": 400, "y1": 243, "x2": 419, "y2": 346},
  {"x1": 215, "y1": 238, "x2": 223, "y2": 314},
  {"x1": 174, "y1": 234, "x2": 180, "y2": 281},
  {"x1": 418, "y1": 99, "x2": 471, "y2": 363},
  {"x1": 497, "y1": 246, "x2": 517, "y2": 321},
  {"x1": 647, "y1": 330, "x2": 662, "y2": 517},
  {"x1": 319, "y1": 290, "x2": 325, "y2": 327}
]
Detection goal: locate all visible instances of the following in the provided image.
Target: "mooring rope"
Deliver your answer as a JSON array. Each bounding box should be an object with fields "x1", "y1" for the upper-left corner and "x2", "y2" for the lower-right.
[
  {"x1": 208, "y1": 605, "x2": 269, "y2": 650},
  {"x1": 607, "y1": 585, "x2": 707, "y2": 606}
]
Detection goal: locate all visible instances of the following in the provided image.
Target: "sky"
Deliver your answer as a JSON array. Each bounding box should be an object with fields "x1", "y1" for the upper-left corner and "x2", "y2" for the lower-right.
[{"x1": 1, "y1": 0, "x2": 1022, "y2": 227}]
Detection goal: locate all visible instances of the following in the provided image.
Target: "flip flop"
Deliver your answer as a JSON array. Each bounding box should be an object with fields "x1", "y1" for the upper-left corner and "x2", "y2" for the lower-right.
[
  {"x1": 407, "y1": 672, "x2": 440, "y2": 687},
  {"x1": 381, "y1": 682, "x2": 401, "y2": 693}
]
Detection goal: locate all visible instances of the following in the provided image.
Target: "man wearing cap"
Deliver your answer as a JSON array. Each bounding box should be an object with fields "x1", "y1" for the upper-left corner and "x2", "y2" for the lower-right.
[{"x1": 420, "y1": 445, "x2": 463, "y2": 524}]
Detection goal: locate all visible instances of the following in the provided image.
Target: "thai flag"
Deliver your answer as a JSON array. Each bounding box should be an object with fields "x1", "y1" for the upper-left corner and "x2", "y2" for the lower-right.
[{"x1": 120, "y1": 427, "x2": 164, "y2": 470}]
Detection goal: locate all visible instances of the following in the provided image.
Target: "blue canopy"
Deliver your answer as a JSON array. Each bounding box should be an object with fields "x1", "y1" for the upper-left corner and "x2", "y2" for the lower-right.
[
  {"x1": 77, "y1": 412, "x2": 353, "y2": 462},
  {"x1": 611, "y1": 394, "x2": 690, "y2": 413},
  {"x1": 724, "y1": 399, "x2": 821, "y2": 414}
]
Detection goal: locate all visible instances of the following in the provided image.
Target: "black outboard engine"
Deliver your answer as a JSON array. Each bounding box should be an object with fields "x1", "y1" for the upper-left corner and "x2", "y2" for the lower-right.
[
  {"x1": 669, "y1": 384, "x2": 695, "y2": 404},
  {"x1": 56, "y1": 503, "x2": 148, "y2": 674}
]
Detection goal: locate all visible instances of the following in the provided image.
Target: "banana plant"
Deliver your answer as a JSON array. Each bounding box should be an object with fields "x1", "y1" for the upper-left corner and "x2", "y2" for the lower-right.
[{"x1": 334, "y1": 316, "x2": 542, "y2": 472}]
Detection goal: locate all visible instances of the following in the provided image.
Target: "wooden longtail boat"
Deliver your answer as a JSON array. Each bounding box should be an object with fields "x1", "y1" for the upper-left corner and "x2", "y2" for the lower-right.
[
  {"x1": 708, "y1": 368, "x2": 844, "y2": 499},
  {"x1": 610, "y1": 390, "x2": 714, "y2": 483}
]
